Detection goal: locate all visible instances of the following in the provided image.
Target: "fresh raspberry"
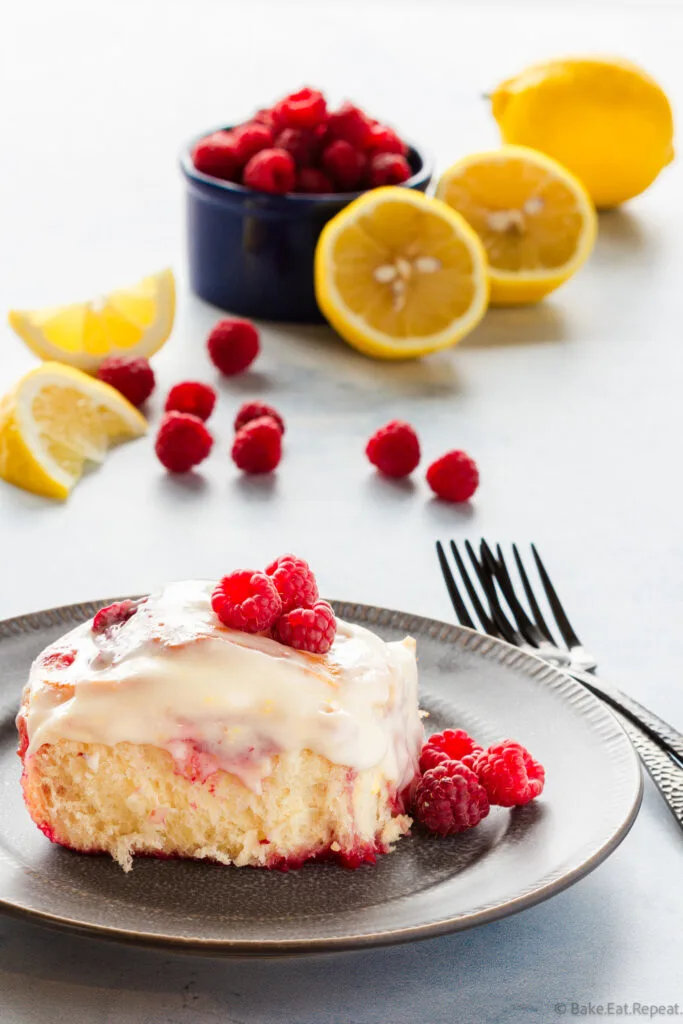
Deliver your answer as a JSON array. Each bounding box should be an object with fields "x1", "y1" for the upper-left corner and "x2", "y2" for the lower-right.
[
  {"x1": 295, "y1": 167, "x2": 334, "y2": 194},
  {"x1": 192, "y1": 131, "x2": 242, "y2": 180},
  {"x1": 243, "y1": 148, "x2": 296, "y2": 194},
  {"x1": 154, "y1": 412, "x2": 213, "y2": 473},
  {"x1": 413, "y1": 761, "x2": 490, "y2": 835},
  {"x1": 274, "y1": 601, "x2": 337, "y2": 654},
  {"x1": 211, "y1": 571, "x2": 282, "y2": 633},
  {"x1": 426, "y1": 450, "x2": 479, "y2": 502},
  {"x1": 96, "y1": 356, "x2": 155, "y2": 407},
  {"x1": 207, "y1": 318, "x2": 260, "y2": 376},
  {"x1": 265, "y1": 554, "x2": 319, "y2": 612},
  {"x1": 367, "y1": 124, "x2": 408, "y2": 156},
  {"x1": 326, "y1": 102, "x2": 373, "y2": 149},
  {"x1": 274, "y1": 128, "x2": 320, "y2": 167},
  {"x1": 473, "y1": 741, "x2": 545, "y2": 807},
  {"x1": 366, "y1": 420, "x2": 420, "y2": 478},
  {"x1": 234, "y1": 401, "x2": 285, "y2": 435},
  {"x1": 232, "y1": 122, "x2": 274, "y2": 163},
  {"x1": 252, "y1": 108, "x2": 276, "y2": 129},
  {"x1": 322, "y1": 140, "x2": 366, "y2": 191},
  {"x1": 232, "y1": 416, "x2": 282, "y2": 473},
  {"x1": 274, "y1": 88, "x2": 327, "y2": 129},
  {"x1": 92, "y1": 600, "x2": 138, "y2": 635},
  {"x1": 367, "y1": 152, "x2": 412, "y2": 187},
  {"x1": 164, "y1": 381, "x2": 217, "y2": 422},
  {"x1": 419, "y1": 729, "x2": 483, "y2": 774}
]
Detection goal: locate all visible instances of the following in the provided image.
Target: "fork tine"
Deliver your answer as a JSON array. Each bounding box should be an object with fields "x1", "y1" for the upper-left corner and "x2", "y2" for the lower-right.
[
  {"x1": 531, "y1": 543, "x2": 582, "y2": 647},
  {"x1": 449, "y1": 541, "x2": 497, "y2": 636},
  {"x1": 480, "y1": 541, "x2": 540, "y2": 647},
  {"x1": 511, "y1": 544, "x2": 556, "y2": 643},
  {"x1": 463, "y1": 541, "x2": 518, "y2": 645},
  {"x1": 436, "y1": 541, "x2": 475, "y2": 629}
]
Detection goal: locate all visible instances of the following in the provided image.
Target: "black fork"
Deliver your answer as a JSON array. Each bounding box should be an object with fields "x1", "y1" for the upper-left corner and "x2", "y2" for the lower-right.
[{"x1": 436, "y1": 539, "x2": 683, "y2": 829}]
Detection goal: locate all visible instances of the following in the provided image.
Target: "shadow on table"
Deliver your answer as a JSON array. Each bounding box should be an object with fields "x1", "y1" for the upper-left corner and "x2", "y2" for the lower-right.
[{"x1": 460, "y1": 302, "x2": 570, "y2": 349}]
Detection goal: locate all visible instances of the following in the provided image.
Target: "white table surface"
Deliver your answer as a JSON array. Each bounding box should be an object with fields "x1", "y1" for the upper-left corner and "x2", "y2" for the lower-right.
[{"x1": 2, "y1": 2, "x2": 683, "y2": 1020}]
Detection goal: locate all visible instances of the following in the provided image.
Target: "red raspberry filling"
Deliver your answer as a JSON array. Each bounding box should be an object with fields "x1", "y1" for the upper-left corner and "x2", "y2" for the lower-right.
[
  {"x1": 243, "y1": 148, "x2": 296, "y2": 194},
  {"x1": 426, "y1": 450, "x2": 479, "y2": 503},
  {"x1": 366, "y1": 420, "x2": 420, "y2": 478},
  {"x1": 212, "y1": 571, "x2": 282, "y2": 633},
  {"x1": 164, "y1": 381, "x2": 217, "y2": 422},
  {"x1": 154, "y1": 412, "x2": 213, "y2": 473},
  {"x1": 92, "y1": 600, "x2": 138, "y2": 635},
  {"x1": 96, "y1": 356, "x2": 155, "y2": 408},
  {"x1": 207, "y1": 318, "x2": 260, "y2": 376},
  {"x1": 234, "y1": 401, "x2": 285, "y2": 435},
  {"x1": 232, "y1": 416, "x2": 282, "y2": 473},
  {"x1": 266, "y1": 554, "x2": 319, "y2": 612},
  {"x1": 273, "y1": 601, "x2": 337, "y2": 655}
]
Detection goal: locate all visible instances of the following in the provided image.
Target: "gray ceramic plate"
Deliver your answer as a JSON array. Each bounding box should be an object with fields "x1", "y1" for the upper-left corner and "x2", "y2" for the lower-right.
[{"x1": 0, "y1": 599, "x2": 642, "y2": 956}]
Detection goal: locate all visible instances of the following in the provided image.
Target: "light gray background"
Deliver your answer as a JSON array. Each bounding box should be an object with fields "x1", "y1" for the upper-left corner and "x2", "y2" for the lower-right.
[{"x1": 1, "y1": 1, "x2": 682, "y2": 1021}]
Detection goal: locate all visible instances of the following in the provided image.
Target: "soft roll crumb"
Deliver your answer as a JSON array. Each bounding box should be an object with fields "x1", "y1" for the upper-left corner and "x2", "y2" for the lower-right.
[{"x1": 21, "y1": 740, "x2": 412, "y2": 872}]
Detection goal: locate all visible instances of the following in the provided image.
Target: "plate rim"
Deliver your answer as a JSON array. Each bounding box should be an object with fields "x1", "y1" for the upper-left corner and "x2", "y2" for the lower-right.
[{"x1": 0, "y1": 596, "x2": 643, "y2": 956}]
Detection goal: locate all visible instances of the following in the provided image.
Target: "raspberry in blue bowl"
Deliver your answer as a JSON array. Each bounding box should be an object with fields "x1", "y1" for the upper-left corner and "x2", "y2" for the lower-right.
[{"x1": 180, "y1": 89, "x2": 433, "y2": 323}]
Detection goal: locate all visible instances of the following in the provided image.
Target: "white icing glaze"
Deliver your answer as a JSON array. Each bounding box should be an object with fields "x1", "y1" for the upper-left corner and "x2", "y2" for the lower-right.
[{"x1": 21, "y1": 581, "x2": 423, "y2": 792}]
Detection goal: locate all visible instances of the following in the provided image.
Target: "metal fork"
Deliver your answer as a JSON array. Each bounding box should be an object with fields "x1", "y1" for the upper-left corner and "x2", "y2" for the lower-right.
[{"x1": 437, "y1": 539, "x2": 683, "y2": 830}]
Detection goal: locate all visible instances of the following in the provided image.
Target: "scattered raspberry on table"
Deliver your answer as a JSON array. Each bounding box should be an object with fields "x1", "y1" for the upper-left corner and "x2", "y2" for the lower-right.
[
  {"x1": 366, "y1": 420, "x2": 420, "y2": 478},
  {"x1": 232, "y1": 416, "x2": 282, "y2": 473},
  {"x1": 234, "y1": 401, "x2": 286, "y2": 435},
  {"x1": 96, "y1": 356, "x2": 155, "y2": 408},
  {"x1": 426, "y1": 450, "x2": 479, "y2": 502},
  {"x1": 154, "y1": 412, "x2": 214, "y2": 473},
  {"x1": 207, "y1": 318, "x2": 260, "y2": 376},
  {"x1": 165, "y1": 381, "x2": 217, "y2": 422}
]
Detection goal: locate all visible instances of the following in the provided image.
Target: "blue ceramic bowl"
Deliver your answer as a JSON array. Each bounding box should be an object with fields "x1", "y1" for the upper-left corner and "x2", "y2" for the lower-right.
[{"x1": 180, "y1": 131, "x2": 433, "y2": 323}]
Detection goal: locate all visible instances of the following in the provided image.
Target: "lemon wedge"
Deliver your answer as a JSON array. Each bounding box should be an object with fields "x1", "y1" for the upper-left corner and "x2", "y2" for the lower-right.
[
  {"x1": 0, "y1": 362, "x2": 147, "y2": 500},
  {"x1": 436, "y1": 146, "x2": 597, "y2": 305},
  {"x1": 314, "y1": 187, "x2": 489, "y2": 360},
  {"x1": 8, "y1": 268, "x2": 175, "y2": 373},
  {"x1": 491, "y1": 57, "x2": 674, "y2": 208}
]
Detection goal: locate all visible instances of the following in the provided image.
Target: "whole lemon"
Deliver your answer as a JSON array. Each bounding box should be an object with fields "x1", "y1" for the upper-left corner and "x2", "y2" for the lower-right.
[{"x1": 491, "y1": 57, "x2": 674, "y2": 208}]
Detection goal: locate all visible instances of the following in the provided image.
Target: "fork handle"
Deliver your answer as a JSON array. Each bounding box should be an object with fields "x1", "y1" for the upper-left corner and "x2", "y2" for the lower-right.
[
  {"x1": 611, "y1": 709, "x2": 683, "y2": 829},
  {"x1": 569, "y1": 669, "x2": 683, "y2": 764}
]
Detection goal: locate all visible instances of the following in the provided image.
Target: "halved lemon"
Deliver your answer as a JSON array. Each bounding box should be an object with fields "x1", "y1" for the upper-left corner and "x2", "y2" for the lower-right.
[
  {"x1": 8, "y1": 268, "x2": 175, "y2": 373},
  {"x1": 314, "y1": 187, "x2": 489, "y2": 360},
  {"x1": 0, "y1": 362, "x2": 147, "y2": 500},
  {"x1": 435, "y1": 146, "x2": 597, "y2": 305}
]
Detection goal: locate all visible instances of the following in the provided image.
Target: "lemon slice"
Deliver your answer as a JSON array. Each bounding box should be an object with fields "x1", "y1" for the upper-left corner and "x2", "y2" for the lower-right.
[
  {"x1": 8, "y1": 268, "x2": 175, "y2": 373},
  {"x1": 435, "y1": 146, "x2": 597, "y2": 305},
  {"x1": 0, "y1": 362, "x2": 147, "y2": 500},
  {"x1": 314, "y1": 187, "x2": 489, "y2": 360}
]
